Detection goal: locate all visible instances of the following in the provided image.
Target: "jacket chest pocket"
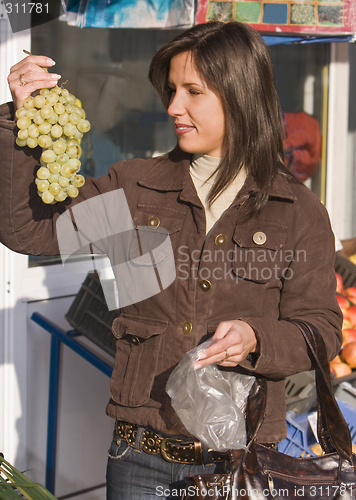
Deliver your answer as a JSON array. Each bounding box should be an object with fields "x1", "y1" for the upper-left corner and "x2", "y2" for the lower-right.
[
  {"x1": 129, "y1": 204, "x2": 186, "y2": 269},
  {"x1": 110, "y1": 314, "x2": 168, "y2": 406},
  {"x1": 231, "y1": 221, "x2": 289, "y2": 284},
  {"x1": 132, "y1": 205, "x2": 186, "y2": 242}
]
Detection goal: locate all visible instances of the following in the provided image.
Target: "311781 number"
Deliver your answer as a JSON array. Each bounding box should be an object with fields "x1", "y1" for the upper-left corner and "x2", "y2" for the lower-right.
[{"x1": 5, "y1": 3, "x2": 49, "y2": 14}]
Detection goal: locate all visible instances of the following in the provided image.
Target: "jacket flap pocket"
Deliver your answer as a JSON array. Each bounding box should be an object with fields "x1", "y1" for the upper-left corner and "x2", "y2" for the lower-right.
[
  {"x1": 233, "y1": 221, "x2": 287, "y2": 251},
  {"x1": 110, "y1": 314, "x2": 168, "y2": 406},
  {"x1": 132, "y1": 205, "x2": 186, "y2": 235},
  {"x1": 112, "y1": 314, "x2": 168, "y2": 340}
]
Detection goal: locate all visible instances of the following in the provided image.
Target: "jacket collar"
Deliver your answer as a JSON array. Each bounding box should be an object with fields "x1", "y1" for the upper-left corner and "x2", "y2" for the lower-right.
[
  {"x1": 138, "y1": 149, "x2": 192, "y2": 191},
  {"x1": 138, "y1": 149, "x2": 202, "y2": 207},
  {"x1": 138, "y1": 149, "x2": 298, "y2": 204},
  {"x1": 240, "y1": 172, "x2": 298, "y2": 203}
]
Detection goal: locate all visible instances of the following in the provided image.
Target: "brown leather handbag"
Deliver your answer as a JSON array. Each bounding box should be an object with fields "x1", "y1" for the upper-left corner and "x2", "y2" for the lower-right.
[{"x1": 182, "y1": 321, "x2": 356, "y2": 499}]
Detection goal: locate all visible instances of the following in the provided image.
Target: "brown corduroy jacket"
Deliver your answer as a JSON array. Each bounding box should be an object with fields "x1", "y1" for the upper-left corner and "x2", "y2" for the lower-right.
[{"x1": 0, "y1": 102, "x2": 342, "y2": 443}]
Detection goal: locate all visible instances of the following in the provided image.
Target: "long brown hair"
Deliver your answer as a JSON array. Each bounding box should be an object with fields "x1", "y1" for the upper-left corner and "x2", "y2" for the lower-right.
[{"x1": 149, "y1": 21, "x2": 297, "y2": 218}]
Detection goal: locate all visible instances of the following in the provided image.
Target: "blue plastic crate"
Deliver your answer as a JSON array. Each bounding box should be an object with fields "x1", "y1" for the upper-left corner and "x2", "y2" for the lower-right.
[
  {"x1": 337, "y1": 399, "x2": 356, "y2": 443},
  {"x1": 279, "y1": 411, "x2": 317, "y2": 457},
  {"x1": 279, "y1": 398, "x2": 356, "y2": 457}
]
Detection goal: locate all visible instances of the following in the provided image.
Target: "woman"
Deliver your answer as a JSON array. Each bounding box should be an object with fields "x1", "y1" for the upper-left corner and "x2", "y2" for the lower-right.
[{"x1": 2, "y1": 21, "x2": 342, "y2": 500}]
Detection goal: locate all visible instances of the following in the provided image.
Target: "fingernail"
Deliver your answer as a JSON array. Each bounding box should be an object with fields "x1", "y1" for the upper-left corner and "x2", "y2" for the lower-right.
[
  {"x1": 198, "y1": 352, "x2": 207, "y2": 360},
  {"x1": 47, "y1": 58, "x2": 56, "y2": 66},
  {"x1": 194, "y1": 362, "x2": 201, "y2": 370},
  {"x1": 51, "y1": 74, "x2": 61, "y2": 79}
]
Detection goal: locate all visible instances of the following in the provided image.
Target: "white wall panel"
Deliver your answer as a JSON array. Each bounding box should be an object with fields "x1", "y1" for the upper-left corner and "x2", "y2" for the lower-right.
[
  {"x1": 0, "y1": 11, "x2": 30, "y2": 472},
  {"x1": 326, "y1": 43, "x2": 352, "y2": 240}
]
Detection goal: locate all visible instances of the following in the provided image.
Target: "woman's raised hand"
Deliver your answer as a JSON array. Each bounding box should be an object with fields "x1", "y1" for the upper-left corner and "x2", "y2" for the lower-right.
[
  {"x1": 194, "y1": 320, "x2": 258, "y2": 369},
  {"x1": 7, "y1": 55, "x2": 61, "y2": 111}
]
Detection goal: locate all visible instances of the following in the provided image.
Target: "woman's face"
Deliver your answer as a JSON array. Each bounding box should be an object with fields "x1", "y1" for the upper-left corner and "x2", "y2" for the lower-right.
[{"x1": 167, "y1": 51, "x2": 226, "y2": 158}]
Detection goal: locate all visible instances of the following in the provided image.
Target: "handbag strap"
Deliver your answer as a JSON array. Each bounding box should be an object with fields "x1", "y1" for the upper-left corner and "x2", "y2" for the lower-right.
[
  {"x1": 292, "y1": 320, "x2": 352, "y2": 460},
  {"x1": 245, "y1": 320, "x2": 354, "y2": 470}
]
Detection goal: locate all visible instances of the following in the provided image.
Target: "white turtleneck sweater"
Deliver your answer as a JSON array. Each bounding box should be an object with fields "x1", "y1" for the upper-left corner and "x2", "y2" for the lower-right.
[{"x1": 190, "y1": 154, "x2": 247, "y2": 234}]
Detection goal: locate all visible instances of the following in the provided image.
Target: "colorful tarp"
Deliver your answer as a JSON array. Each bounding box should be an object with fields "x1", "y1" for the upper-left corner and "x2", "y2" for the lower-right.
[
  {"x1": 63, "y1": 0, "x2": 355, "y2": 41},
  {"x1": 195, "y1": 0, "x2": 356, "y2": 36},
  {"x1": 65, "y1": 0, "x2": 194, "y2": 28}
]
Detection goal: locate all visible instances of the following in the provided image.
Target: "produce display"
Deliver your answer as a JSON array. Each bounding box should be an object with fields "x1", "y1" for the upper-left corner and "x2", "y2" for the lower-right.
[
  {"x1": 330, "y1": 273, "x2": 356, "y2": 377},
  {"x1": 15, "y1": 85, "x2": 91, "y2": 204}
]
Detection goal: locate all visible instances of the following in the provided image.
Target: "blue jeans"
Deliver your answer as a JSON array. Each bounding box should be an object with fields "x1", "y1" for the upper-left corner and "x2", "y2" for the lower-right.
[{"x1": 106, "y1": 426, "x2": 227, "y2": 500}]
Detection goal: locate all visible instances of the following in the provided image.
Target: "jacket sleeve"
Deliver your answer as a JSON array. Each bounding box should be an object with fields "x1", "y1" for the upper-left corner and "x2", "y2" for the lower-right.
[
  {"x1": 238, "y1": 194, "x2": 343, "y2": 378},
  {"x1": 0, "y1": 102, "x2": 126, "y2": 256}
]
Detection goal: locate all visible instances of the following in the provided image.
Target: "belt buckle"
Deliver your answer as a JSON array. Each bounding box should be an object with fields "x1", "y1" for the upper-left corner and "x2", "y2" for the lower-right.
[{"x1": 160, "y1": 437, "x2": 183, "y2": 463}]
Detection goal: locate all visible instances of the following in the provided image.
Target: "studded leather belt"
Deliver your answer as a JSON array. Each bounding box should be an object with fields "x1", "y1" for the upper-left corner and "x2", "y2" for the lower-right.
[{"x1": 115, "y1": 420, "x2": 229, "y2": 465}]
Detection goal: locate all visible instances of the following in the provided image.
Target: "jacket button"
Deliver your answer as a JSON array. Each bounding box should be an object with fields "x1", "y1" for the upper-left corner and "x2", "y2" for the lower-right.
[
  {"x1": 199, "y1": 279, "x2": 212, "y2": 292},
  {"x1": 182, "y1": 321, "x2": 193, "y2": 334},
  {"x1": 253, "y1": 231, "x2": 267, "y2": 245},
  {"x1": 129, "y1": 335, "x2": 140, "y2": 346},
  {"x1": 215, "y1": 234, "x2": 227, "y2": 247},
  {"x1": 147, "y1": 216, "x2": 160, "y2": 228}
]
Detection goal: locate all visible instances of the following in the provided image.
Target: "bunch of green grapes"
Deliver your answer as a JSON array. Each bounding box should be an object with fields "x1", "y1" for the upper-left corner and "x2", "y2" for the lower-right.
[{"x1": 15, "y1": 85, "x2": 91, "y2": 204}]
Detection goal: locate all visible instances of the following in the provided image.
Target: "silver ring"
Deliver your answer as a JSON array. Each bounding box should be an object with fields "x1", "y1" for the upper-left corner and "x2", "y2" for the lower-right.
[{"x1": 19, "y1": 74, "x2": 27, "y2": 86}]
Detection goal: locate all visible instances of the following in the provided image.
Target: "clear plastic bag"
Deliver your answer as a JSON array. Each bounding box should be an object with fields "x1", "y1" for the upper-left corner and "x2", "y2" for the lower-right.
[{"x1": 166, "y1": 339, "x2": 255, "y2": 452}]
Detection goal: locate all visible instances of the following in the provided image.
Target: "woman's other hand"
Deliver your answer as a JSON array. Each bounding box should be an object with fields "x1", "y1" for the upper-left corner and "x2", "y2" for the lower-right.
[
  {"x1": 7, "y1": 55, "x2": 61, "y2": 111},
  {"x1": 194, "y1": 320, "x2": 258, "y2": 369}
]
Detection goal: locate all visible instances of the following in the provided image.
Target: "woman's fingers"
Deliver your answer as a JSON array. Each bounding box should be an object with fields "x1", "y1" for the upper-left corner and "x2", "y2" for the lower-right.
[
  {"x1": 9, "y1": 55, "x2": 55, "y2": 74},
  {"x1": 196, "y1": 341, "x2": 241, "y2": 368},
  {"x1": 194, "y1": 320, "x2": 257, "y2": 369},
  {"x1": 203, "y1": 345, "x2": 238, "y2": 365},
  {"x1": 8, "y1": 55, "x2": 60, "y2": 111},
  {"x1": 10, "y1": 76, "x2": 61, "y2": 112},
  {"x1": 8, "y1": 56, "x2": 58, "y2": 87}
]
